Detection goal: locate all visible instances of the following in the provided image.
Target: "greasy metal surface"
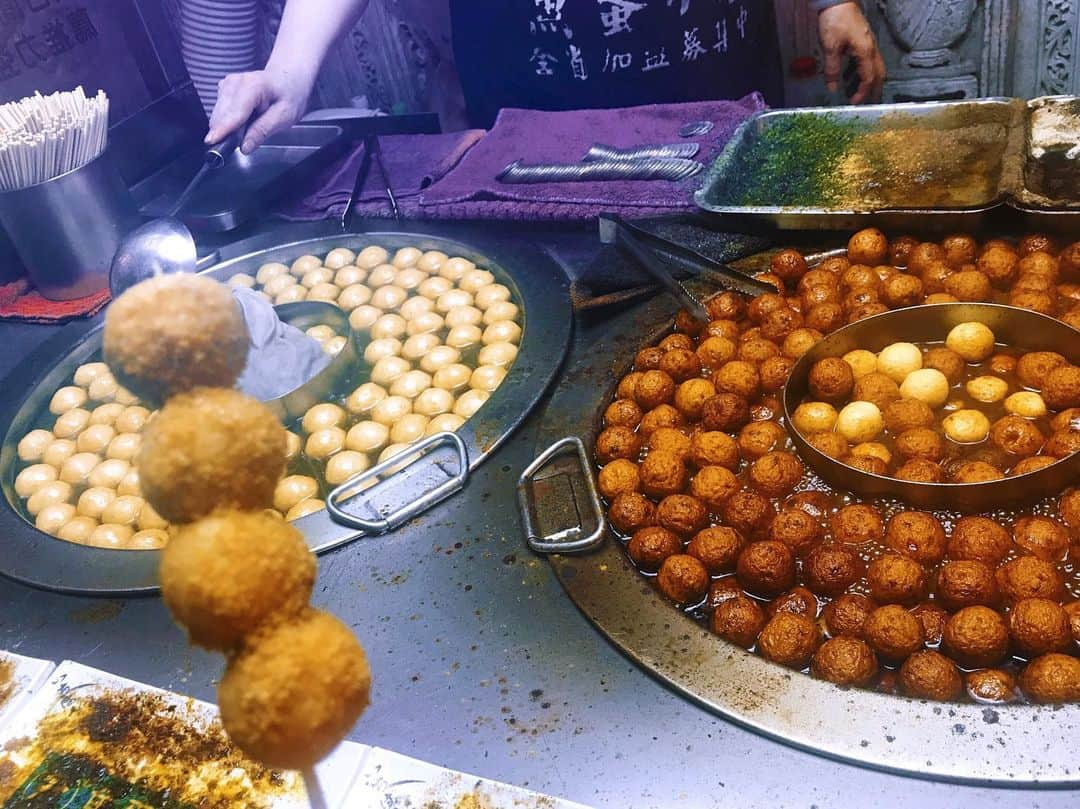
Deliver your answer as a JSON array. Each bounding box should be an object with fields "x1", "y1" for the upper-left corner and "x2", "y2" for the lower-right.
[
  {"x1": 0, "y1": 225, "x2": 1075, "y2": 808},
  {"x1": 783, "y1": 303, "x2": 1080, "y2": 512},
  {"x1": 0, "y1": 226, "x2": 571, "y2": 595},
  {"x1": 532, "y1": 291, "x2": 1080, "y2": 787}
]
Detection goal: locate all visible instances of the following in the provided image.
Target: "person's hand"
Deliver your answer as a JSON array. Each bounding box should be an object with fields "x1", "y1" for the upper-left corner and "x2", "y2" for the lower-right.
[
  {"x1": 817, "y1": 2, "x2": 886, "y2": 104},
  {"x1": 205, "y1": 67, "x2": 315, "y2": 153}
]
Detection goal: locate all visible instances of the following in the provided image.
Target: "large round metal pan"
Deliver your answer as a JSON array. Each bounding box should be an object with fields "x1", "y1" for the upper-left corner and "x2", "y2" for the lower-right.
[
  {"x1": 0, "y1": 226, "x2": 572, "y2": 595},
  {"x1": 532, "y1": 291, "x2": 1079, "y2": 787}
]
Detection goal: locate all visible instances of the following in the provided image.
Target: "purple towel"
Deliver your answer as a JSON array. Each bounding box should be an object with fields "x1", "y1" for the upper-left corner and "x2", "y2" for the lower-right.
[
  {"x1": 418, "y1": 94, "x2": 765, "y2": 220},
  {"x1": 278, "y1": 130, "x2": 485, "y2": 221}
]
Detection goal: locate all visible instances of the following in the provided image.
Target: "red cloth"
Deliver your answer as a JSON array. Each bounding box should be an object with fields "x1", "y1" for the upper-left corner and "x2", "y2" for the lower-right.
[{"x1": 0, "y1": 279, "x2": 110, "y2": 324}]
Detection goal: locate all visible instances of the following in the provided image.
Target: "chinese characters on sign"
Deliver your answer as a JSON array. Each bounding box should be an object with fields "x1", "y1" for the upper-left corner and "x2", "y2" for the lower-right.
[
  {"x1": 525, "y1": 0, "x2": 753, "y2": 80},
  {"x1": 0, "y1": 3, "x2": 98, "y2": 82}
]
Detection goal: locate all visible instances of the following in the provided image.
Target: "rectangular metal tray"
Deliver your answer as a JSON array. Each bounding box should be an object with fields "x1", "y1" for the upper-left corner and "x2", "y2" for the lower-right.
[
  {"x1": 132, "y1": 123, "x2": 351, "y2": 231},
  {"x1": 694, "y1": 97, "x2": 1080, "y2": 229}
]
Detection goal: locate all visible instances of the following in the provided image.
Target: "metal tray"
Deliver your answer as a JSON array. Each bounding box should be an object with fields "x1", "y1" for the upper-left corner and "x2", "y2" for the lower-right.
[
  {"x1": 132, "y1": 124, "x2": 352, "y2": 232},
  {"x1": 528, "y1": 292, "x2": 1079, "y2": 786},
  {"x1": 0, "y1": 225, "x2": 572, "y2": 595}
]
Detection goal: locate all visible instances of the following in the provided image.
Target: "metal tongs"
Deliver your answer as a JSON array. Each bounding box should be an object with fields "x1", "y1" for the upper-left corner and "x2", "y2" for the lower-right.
[
  {"x1": 597, "y1": 213, "x2": 775, "y2": 321},
  {"x1": 342, "y1": 134, "x2": 400, "y2": 227}
]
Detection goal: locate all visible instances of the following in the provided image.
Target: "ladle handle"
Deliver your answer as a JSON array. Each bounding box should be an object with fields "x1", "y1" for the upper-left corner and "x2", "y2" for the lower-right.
[
  {"x1": 205, "y1": 131, "x2": 242, "y2": 168},
  {"x1": 518, "y1": 437, "x2": 607, "y2": 555}
]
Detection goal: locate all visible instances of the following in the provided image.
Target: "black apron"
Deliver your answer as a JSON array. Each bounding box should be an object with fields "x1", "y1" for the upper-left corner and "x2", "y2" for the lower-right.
[{"x1": 450, "y1": 0, "x2": 783, "y2": 128}]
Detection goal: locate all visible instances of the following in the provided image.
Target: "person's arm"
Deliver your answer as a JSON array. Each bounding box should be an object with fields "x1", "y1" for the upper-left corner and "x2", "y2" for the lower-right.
[
  {"x1": 205, "y1": 0, "x2": 371, "y2": 153},
  {"x1": 811, "y1": 0, "x2": 886, "y2": 104}
]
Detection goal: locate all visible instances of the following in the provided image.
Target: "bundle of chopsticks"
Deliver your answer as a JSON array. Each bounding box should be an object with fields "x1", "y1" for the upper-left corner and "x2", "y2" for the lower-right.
[{"x1": 0, "y1": 87, "x2": 109, "y2": 192}]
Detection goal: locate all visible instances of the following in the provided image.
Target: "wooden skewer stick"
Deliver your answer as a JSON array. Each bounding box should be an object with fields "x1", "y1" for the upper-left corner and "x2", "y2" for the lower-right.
[{"x1": 303, "y1": 769, "x2": 330, "y2": 809}]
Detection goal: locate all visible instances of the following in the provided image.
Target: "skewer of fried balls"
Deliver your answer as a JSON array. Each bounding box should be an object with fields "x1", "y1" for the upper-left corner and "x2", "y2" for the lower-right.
[{"x1": 103, "y1": 273, "x2": 370, "y2": 803}]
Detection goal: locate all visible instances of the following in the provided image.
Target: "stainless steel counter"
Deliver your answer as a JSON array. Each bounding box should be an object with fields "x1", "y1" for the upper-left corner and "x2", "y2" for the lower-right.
[{"x1": 0, "y1": 223, "x2": 1074, "y2": 809}]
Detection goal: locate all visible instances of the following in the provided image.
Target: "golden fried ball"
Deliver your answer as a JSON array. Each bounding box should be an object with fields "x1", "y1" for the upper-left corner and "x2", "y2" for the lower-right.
[
  {"x1": 877, "y1": 342, "x2": 923, "y2": 383},
  {"x1": 49, "y1": 385, "x2": 88, "y2": 415},
  {"x1": 414, "y1": 387, "x2": 455, "y2": 417},
  {"x1": 88, "y1": 458, "x2": 130, "y2": 489},
  {"x1": 946, "y1": 321, "x2": 996, "y2": 363},
  {"x1": 842, "y1": 349, "x2": 878, "y2": 378},
  {"x1": 305, "y1": 427, "x2": 346, "y2": 460},
  {"x1": 433, "y1": 364, "x2": 473, "y2": 394},
  {"x1": 17, "y1": 429, "x2": 54, "y2": 463},
  {"x1": 274, "y1": 475, "x2": 319, "y2": 513},
  {"x1": 446, "y1": 324, "x2": 483, "y2": 349},
  {"x1": 454, "y1": 389, "x2": 489, "y2": 419},
  {"x1": 371, "y1": 395, "x2": 413, "y2": 426},
  {"x1": 836, "y1": 401, "x2": 883, "y2": 443},
  {"x1": 42, "y1": 439, "x2": 76, "y2": 469},
  {"x1": 324, "y1": 451, "x2": 370, "y2": 487},
  {"x1": 218, "y1": 608, "x2": 370, "y2": 770},
  {"x1": 26, "y1": 481, "x2": 73, "y2": 517},
  {"x1": 370, "y1": 356, "x2": 411, "y2": 387},
  {"x1": 899, "y1": 368, "x2": 950, "y2": 408},
  {"x1": 139, "y1": 388, "x2": 286, "y2": 523},
  {"x1": 103, "y1": 275, "x2": 248, "y2": 404},
  {"x1": 73, "y1": 361, "x2": 110, "y2": 388},
  {"x1": 301, "y1": 403, "x2": 346, "y2": 434},
  {"x1": 53, "y1": 407, "x2": 91, "y2": 439},
  {"x1": 966, "y1": 376, "x2": 1008, "y2": 404},
  {"x1": 1004, "y1": 391, "x2": 1048, "y2": 419},
  {"x1": 77, "y1": 486, "x2": 116, "y2": 520},
  {"x1": 942, "y1": 409, "x2": 991, "y2": 443},
  {"x1": 36, "y1": 503, "x2": 76, "y2": 535},
  {"x1": 16, "y1": 463, "x2": 60, "y2": 500},
  {"x1": 483, "y1": 320, "x2": 522, "y2": 346},
  {"x1": 349, "y1": 305, "x2": 381, "y2": 331},
  {"x1": 791, "y1": 401, "x2": 838, "y2": 434},
  {"x1": 370, "y1": 313, "x2": 408, "y2": 341},
  {"x1": 369, "y1": 265, "x2": 399, "y2": 287},
  {"x1": 1018, "y1": 653, "x2": 1080, "y2": 704},
  {"x1": 356, "y1": 246, "x2": 389, "y2": 269}
]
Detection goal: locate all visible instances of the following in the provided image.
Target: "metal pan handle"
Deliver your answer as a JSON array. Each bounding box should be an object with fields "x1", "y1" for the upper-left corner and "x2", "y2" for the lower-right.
[
  {"x1": 326, "y1": 431, "x2": 469, "y2": 534},
  {"x1": 517, "y1": 436, "x2": 607, "y2": 554}
]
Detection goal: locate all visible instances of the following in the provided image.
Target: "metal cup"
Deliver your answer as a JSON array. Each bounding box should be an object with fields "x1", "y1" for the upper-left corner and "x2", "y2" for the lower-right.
[{"x1": 0, "y1": 152, "x2": 141, "y2": 301}]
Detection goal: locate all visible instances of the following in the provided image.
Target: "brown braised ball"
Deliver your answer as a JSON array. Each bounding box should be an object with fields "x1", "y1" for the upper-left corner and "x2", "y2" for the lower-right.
[
  {"x1": 688, "y1": 526, "x2": 744, "y2": 575},
  {"x1": 756, "y1": 357, "x2": 792, "y2": 394},
  {"x1": 648, "y1": 426, "x2": 691, "y2": 461},
  {"x1": 1052, "y1": 406, "x2": 1080, "y2": 431},
  {"x1": 808, "y1": 357, "x2": 855, "y2": 402},
  {"x1": 1012, "y1": 456, "x2": 1060, "y2": 474},
  {"x1": 949, "y1": 460, "x2": 1004, "y2": 483},
  {"x1": 895, "y1": 458, "x2": 944, "y2": 482},
  {"x1": 989, "y1": 353, "x2": 1018, "y2": 375},
  {"x1": 848, "y1": 228, "x2": 888, "y2": 266},
  {"x1": 1014, "y1": 272, "x2": 1056, "y2": 294},
  {"x1": 1064, "y1": 601, "x2": 1080, "y2": 643},
  {"x1": 689, "y1": 465, "x2": 740, "y2": 511},
  {"x1": 1060, "y1": 486, "x2": 1080, "y2": 532},
  {"x1": 907, "y1": 242, "x2": 947, "y2": 275},
  {"x1": 673, "y1": 310, "x2": 704, "y2": 337},
  {"x1": 767, "y1": 586, "x2": 818, "y2": 619},
  {"x1": 923, "y1": 346, "x2": 966, "y2": 385},
  {"x1": 657, "y1": 554, "x2": 710, "y2": 605},
  {"x1": 721, "y1": 490, "x2": 776, "y2": 538},
  {"x1": 865, "y1": 605, "x2": 924, "y2": 663},
  {"x1": 919, "y1": 261, "x2": 953, "y2": 295},
  {"x1": 770, "y1": 248, "x2": 809, "y2": 284},
  {"x1": 608, "y1": 492, "x2": 657, "y2": 535},
  {"x1": 712, "y1": 361, "x2": 761, "y2": 400},
  {"x1": 966, "y1": 669, "x2": 1017, "y2": 703},
  {"x1": 807, "y1": 432, "x2": 850, "y2": 460},
  {"x1": 598, "y1": 459, "x2": 640, "y2": 499},
  {"x1": 801, "y1": 282, "x2": 840, "y2": 310},
  {"x1": 639, "y1": 404, "x2": 684, "y2": 435},
  {"x1": 1019, "y1": 653, "x2": 1080, "y2": 703},
  {"x1": 936, "y1": 560, "x2": 1000, "y2": 611},
  {"x1": 842, "y1": 285, "x2": 880, "y2": 310},
  {"x1": 706, "y1": 576, "x2": 743, "y2": 609},
  {"x1": 941, "y1": 234, "x2": 978, "y2": 268},
  {"x1": 844, "y1": 455, "x2": 888, "y2": 475},
  {"x1": 673, "y1": 378, "x2": 717, "y2": 420},
  {"x1": 900, "y1": 650, "x2": 963, "y2": 701},
  {"x1": 979, "y1": 237, "x2": 1014, "y2": 255},
  {"x1": 760, "y1": 307, "x2": 804, "y2": 342},
  {"x1": 885, "y1": 511, "x2": 947, "y2": 565},
  {"x1": 783, "y1": 488, "x2": 831, "y2": 519},
  {"x1": 889, "y1": 235, "x2": 919, "y2": 267},
  {"x1": 737, "y1": 421, "x2": 786, "y2": 461},
  {"x1": 1013, "y1": 516, "x2": 1070, "y2": 562},
  {"x1": 884, "y1": 398, "x2": 935, "y2": 434},
  {"x1": 976, "y1": 245, "x2": 1019, "y2": 288},
  {"x1": 895, "y1": 428, "x2": 944, "y2": 462},
  {"x1": 604, "y1": 398, "x2": 643, "y2": 428},
  {"x1": 944, "y1": 269, "x2": 992, "y2": 301},
  {"x1": 848, "y1": 302, "x2": 891, "y2": 323},
  {"x1": 658, "y1": 348, "x2": 702, "y2": 383},
  {"x1": 634, "y1": 369, "x2": 676, "y2": 410},
  {"x1": 830, "y1": 503, "x2": 884, "y2": 545},
  {"x1": 812, "y1": 637, "x2": 879, "y2": 686},
  {"x1": 867, "y1": 554, "x2": 925, "y2": 605},
  {"x1": 1044, "y1": 428, "x2": 1080, "y2": 458},
  {"x1": 1018, "y1": 250, "x2": 1059, "y2": 280},
  {"x1": 948, "y1": 516, "x2": 1012, "y2": 565},
  {"x1": 659, "y1": 333, "x2": 695, "y2": 352},
  {"x1": 996, "y1": 556, "x2": 1064, "y2": 603},
  {"x1": 689, "y1": 430, "x2": 740, "y2": 469},
  {"x1": 736, "y1": 540, "x2": 796, "y2": 598},
  {"x1": 747, "y1": 292, "x2": 788, "y2": 324},
  {"x1": 1010, "y1": 597, "x2": 1072, "y2": 658},
  {"x1": 990, "y1": 416, "x2": 1046, "y2": 457},
  {"x1": 705, "y1": 291, "x2": 746, "y2": 321},
  {"x1": 853, "y1": 372, "x2": 901, "y2": 410},
  {"x1": 823, "y1": 593, "x2": 874, "y2": 638},
  {"x1": 799, "y1": 268, "x2": 841, "y2": 292},
  {"x1": 1060, "y1": 241, "x2": 1080, "y2": 277},
  {"x1": 617, "y1": 372, "x2": 642, "y2": 400},
  {"x1": 628, "y1": 526, "x2": 682, "y2": 572},
  {"x1": 1044, "y1": 365, "x2": 1080, "y2": 410},
  {"x1": 748, "y1": 451, "x2": 804, "y2": 498},
  {"x1": 701, "y1": 393, "x2": 751, "y2": 432},
  {"x1": 1016, "y1": 351, "x2": 1067, "y2": 389},
  {"x1": 882, "y1": 273, "x2": 925, "y2": 308},
  {"x1": 758, "y1": 612, "x2": 821, "y2": 669},
  {"x1": 1018, "y1": 233, "x2": 1057, "y2": 256},
  {"x1": 804, "y1": 302, "x2": 845, "y2": 334},
  {"x1": 941, "y1": 606, "x2": 1010, "y2": 668},
  {"x1": 639, "y1": 450, "x2": 688, "y2": 499},
  {"x1": 595, "y1": 426, "x2": 641, "y2": 464},
  {"x1": 803, "y1": 543, "x2": 864, "y2": 597},
  {"x1": 911, "y1": 602, "x2": 949, "y2": 646},
  {"x1": 711, "y1": 596, "x2": 766, "y2": 649},
  {"x1": 696, "y1": 336, "x2": 737, "y2": 370},
  {"x1": 781, "y1": 329, "x2": 822, "y2": 360},
  {"x1": 769, "y1": 508, "x2": 823, "y2": 557},
  {"x1": 634, "y1": 346, "x2": 664, "y2": 371},
  {"x1": 657, "y1": 494, "x2": 708, "y2": 538}
]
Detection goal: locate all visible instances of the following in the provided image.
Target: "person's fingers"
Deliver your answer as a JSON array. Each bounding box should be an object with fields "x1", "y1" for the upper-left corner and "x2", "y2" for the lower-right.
[
  {"x1": 821, "y1": 41, "x2": 845, "y2": 95},
  {"x1": 206, "y1": 74, "x2": 263, "y2": 144},
  {"x1": 848, "y1": 42, "x2": 878, "y2": 104},
  {"x1": 871, "y1": 53, "x2": 887, "y2": 101},
  {"x1": 240, "y1": 101, "x2": 297, "y2": 153}
]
